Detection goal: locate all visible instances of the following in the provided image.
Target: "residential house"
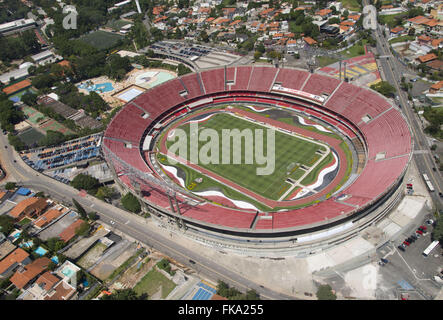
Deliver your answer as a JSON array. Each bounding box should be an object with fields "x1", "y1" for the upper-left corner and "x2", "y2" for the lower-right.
[
  {"x1": 58, "y1": 219, "x2": 86, "y2": 243},
  {"x1": 33, "y1": 208, "x2": 64, "y2": 229},
  {"x1": 8, "y1": 197, "x2": 48, "y2": 221},
  {"x1": 0, "y1": 248, "x2": 31, "y2": 279},
  {"x1": 10, "y1": 257, "x2": 51, "y2": 289},
  {"x1": 390, "y1": 26, "x2": 405, "y2": 36},
  {"x1": 315, "y1": 9, "x2": 332, "y2": 20},
  {"x1": 429, "y1": 80, "x2": 443, "y2": 93},
  {"x1": 303, "y1": 37, "x2": 318, "y2": 46},
  {"x1": 417, "y1": 53, "x2": 438, "y2": 64}
]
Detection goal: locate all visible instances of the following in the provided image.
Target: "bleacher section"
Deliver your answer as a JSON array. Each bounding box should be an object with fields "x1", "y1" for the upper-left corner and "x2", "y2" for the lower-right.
[
  {"x1": 103, "y1": 138, "x2": 149, "y2": 172},
  {"x1": 200, "y1": 68, "x2": 225, "y2": 94},
  {"x1": 302, "y1": 73, "x2": 341, "y2": 96},
  {"x1": 105, "y1": 103, "x2": 152, "y2": 143},
  {"x1": 230, "y1": 66, "x2": 252, "y2": 91},
  {"x1": 248, "y1": 66, "x2": 278, "y2": 92},
  {"x1": 103, "y1": 66, "x2": 412, "y2": 233},
  {"x1": 274, "y1": 68, "x2": 310, "y2": 91},
  {"x1": 180, "y1": 73, "x2": 204, "y2": 99}
]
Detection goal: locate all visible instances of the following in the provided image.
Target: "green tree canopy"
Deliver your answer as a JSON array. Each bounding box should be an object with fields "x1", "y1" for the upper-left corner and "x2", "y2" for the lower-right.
[
  {"x1": 121, "y1": 192, "x2": 141, "y2": 213},
  {"x1": 316, "y1": 284, "x2": 337, "y2": 300}
]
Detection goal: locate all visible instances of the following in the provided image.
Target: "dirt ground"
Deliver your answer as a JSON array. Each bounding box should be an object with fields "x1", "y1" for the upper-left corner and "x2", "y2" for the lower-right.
[{"x1": 110, "y1": 256, "x2": 158, "y2": 290}]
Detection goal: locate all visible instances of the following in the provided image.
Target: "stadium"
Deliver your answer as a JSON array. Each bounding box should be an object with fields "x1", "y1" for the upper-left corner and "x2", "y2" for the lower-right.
[{"x1": 102, "y1": 65, "x2": 413, "y2": 253}]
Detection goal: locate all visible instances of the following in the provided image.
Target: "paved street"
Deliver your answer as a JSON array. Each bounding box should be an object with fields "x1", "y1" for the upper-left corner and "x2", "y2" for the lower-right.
[{"x1": 0, "y1": 131, "x2": 295, "y2": 300}]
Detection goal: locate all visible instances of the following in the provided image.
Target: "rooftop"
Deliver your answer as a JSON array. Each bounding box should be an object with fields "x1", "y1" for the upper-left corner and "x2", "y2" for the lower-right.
[
  {"x1": 10, "y1": 257, "x2": 51, "y2": 289},
  {"x1": 0, "y1": 248, "x2": 30, "y2": 275}
]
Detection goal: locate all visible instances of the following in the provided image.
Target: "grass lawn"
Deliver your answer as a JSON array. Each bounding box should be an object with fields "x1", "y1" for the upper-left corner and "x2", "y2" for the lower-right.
[
  {"x1": 344, "y1": 39, "x2": 368, "y2": 58},
  {"x1": 340, "y1": 0, "x2": 362, "y2": 11},
  {"x1": 79, "y1": 30, "x2": 125, "y2": 50},
  {"x1": 378, "y1": 13, "x2": 405, "y2": 28},
  {"x1": 166, "y1": 113, "x2": 327, "y2": 200},
  {"x1": 389, "y1": 35, "x2": 415, "y2": 44},
  {"x1": 158, "y1": 153, "x2": 272, "y2": 211},
  {"x1": 133, "y1": 268, "x2": 176, "y2": 299}
]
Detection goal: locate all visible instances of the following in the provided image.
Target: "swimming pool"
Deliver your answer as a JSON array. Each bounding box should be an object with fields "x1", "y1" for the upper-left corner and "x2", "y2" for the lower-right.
[
  {"x1": 20, "y1": 240, "x2": 33, "y2": 248},
  {"x1": 61, "y1": 266, "x2": 75, "y2": 278},
  {"x1": 78, "y1": 82, "x2": 114, "y2": 93},
  {"x1": 35, "y1": 246, "x2": 47, "y2": 256},
  {"x1": 51, "y1": 256, "x2": 59, "y2": 264}
]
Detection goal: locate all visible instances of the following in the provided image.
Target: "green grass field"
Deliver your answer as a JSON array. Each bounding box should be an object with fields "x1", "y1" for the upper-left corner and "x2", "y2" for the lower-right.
[
  {"x1": 133, "y1": 268, "x2": 176, "y2": 299},
  {"x1": 79, "y1": 30, "x2": 125, "y2": 50},
  {"x1": 165, "y1": 113, "x2": 330, "y2": 201}
]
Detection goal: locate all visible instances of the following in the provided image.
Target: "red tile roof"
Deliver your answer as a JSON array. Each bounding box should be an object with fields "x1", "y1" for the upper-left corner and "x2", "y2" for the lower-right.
[
  {"x1": 10, "y1": 257, "x2": 50, "y2": 289},
  {"x1": 58, "y1": 219, "x2": 86, "y2": 242},
  {"x1": 417, "y1": 53, "x2": 438, "y2": 63},
  {"x1": 2, "y1": 79, "x2": 32, "y2": 95},
  {"x1": 35, "y1": 271, "x2": 60, "y2": 291},
  {"x1": 33, "y1": 209, "x2": 63, "y2": 228},
  {"x1": 0, "y1": 248, "x2": 29, "y2": 274}
]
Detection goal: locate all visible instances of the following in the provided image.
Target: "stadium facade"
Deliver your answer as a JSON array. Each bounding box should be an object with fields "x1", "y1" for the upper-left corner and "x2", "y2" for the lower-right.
[{"x1": 102, "y1": 66, "x2": 413, "y2": 255}]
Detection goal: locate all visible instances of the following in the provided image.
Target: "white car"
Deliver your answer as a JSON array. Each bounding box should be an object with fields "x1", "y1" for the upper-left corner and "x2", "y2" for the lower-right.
[{"x1": 426, "y1": 219, "x2": 434, "y2": 225}]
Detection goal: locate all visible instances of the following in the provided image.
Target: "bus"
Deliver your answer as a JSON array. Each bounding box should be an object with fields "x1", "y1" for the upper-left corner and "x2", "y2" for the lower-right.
[
  {"x1": 423, "y1": 240, "x2": 440, "y2": 257},
  {"x1": 422, "y1": 173, "x2": 435, "y2": 192}
]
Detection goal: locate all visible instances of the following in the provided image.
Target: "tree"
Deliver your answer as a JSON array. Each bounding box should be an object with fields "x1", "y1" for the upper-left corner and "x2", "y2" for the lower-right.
[
  {"x1": 101, "y1": 288, "x2": 146, "y2": 300},
  {"x1": 71, "y1": 174, "x2": 100, "y2": 193},
  {"x1": 72, "y1": 198, "x2": 88, "y2": 219},
  {"x1": 432, "y1": 214, "x2": 443, "y2": 245},
  {"x1": 316, "y1": 284, "x2": 337, "y2": 300},
  {"x1": 121, "y1": 193, "x2": 141, "y2": 213},
  {"x1": 0, "y1": 215, "x2": 15, "y2": 235},
  {"x1": 4, "y1": 182, "x2": 17, "y2": 191},
  {"x1": 95, "y1": 186, "x2": 114, "y2": 201},
  {"x1": 75, "y1": 221, "x2": 90, "y2": 237},
  {"x1": 370, "y1": 81, "x2": 396, "y2": 97}
]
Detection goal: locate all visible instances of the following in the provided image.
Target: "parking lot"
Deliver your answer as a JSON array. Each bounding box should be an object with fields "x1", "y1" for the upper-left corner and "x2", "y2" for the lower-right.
[{"x1": 375, "y1": 215, "x2": 442, "y2": 300}]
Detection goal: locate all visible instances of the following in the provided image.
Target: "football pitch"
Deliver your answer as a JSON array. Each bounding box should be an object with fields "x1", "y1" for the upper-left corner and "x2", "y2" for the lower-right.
[{"x1": 164, "y1": 112, "x2": 332, "y2": 201}]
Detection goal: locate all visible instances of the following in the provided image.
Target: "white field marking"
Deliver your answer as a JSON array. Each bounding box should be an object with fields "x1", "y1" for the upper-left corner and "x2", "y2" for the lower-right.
[
  {"x1": 278, "y1": 149, "x2": 331, "y2": 201},
  {"x1": 297, "y1": 115, "x2": 332, "y2": 133},
  {"x1": 192, "y1": 189, "x2": 260, "y2": 211},
  {"x1": 160, "y1": 164, "x2": 186, "y2": 188},
  {"x1": 244, "y1": 105, "x2": 271, "y2": 112},
  {"x1": 228, "y1": 111, "x2": 329, "y2": 149},
  {"x1": 161, "y1": 152, "x2": 270, "y2": 208},
  {"x1": 290, "y1": 151, "x2": 338, "y2": 200},
  {"x1": 225, "y1": 111, "x2": 332, "y2": 198},
  {"x1": 187, "y1": 113, "x2": 217, "y2": 124}
]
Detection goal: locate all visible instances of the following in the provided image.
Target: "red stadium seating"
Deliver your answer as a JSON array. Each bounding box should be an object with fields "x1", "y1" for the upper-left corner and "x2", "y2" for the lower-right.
[
  {"x1": 248, "y1": 66, "x2": 278, "y2": 92},
  {"x1": 274, "y1": 68, "x2": 310, "y2": 90},
  {"x1": 103, "y1": 138, "x2": 150, "y2": 172},
  {"x1": 105, "y1": 103, "x2": 152, "y2": 143},
  {"x1": 302, "y1": 73, "x2": 341, "y2": 96},
  {"x1": 104, "y1": 67, "x2": 412, "y2": 233},
  {"x1": 341, "y1": 156, "x2": 409, "y2": 206},
  {"x1": 230, "y1": 66, "x2": 252, "y2": 91},
  {"x1": 180, "y1": 73, "x2": 204, "y2": 99},
  {"x1": 200, "y1": 68, "x2": 225, "y2": 94}
]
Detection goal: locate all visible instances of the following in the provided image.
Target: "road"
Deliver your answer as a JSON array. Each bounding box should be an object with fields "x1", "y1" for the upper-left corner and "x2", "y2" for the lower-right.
[
  {"x1": 0, "y1": 132, "x2": 295, "y2": 300},
  {"x1": 366, "y1": 1, "x2": 443, "y2": 212}
]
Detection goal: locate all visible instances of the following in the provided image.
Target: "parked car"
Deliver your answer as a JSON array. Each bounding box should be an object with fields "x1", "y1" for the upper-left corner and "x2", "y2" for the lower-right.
[
  {"x1": 410, "y1": 234, "x2": 418, "y2": 241},
  {"x1": 416, "y1": 230, "x2": 423, "y2": 235},
  {"x1": 398, "y1": 245, "x2": 406, "y2": 252},
  {"x1": 403, "y1": 240, "x2": 410, "y2": 246},
  {"x1": 426, "y1": 219, "x2": 434, "y2": 225},
  {"x1": 381, "y1": 258, "x2": 389, "y2": 264},
  {"x1": 407, "y1": 237, "x2": 415, "y2": 243},
  {"x1": 420, "y1": 225, "x2": 427, "y2": 231}
]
